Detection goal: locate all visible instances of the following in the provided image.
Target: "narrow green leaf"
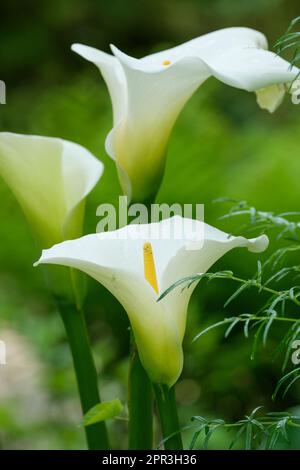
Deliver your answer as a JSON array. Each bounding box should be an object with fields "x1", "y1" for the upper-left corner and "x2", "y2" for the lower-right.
[
  {"x1": 263, "y1": 311, "x2": 277, "y2": 346},
  {"x1": 189, "y1": 430, "x2": 202, "y2": 450},
  {"x1": 83, "y1": 399, "x2": 123, "y2": 427},
  {"x1": 224, "y1": 282, "x2": 251, "y2": 307},
  {"x1": 250, "y1": 321, "x2": 265, "y2": 360},
  {"x1": 229, "y1": 424, "x2": 245, "y2": 449},
  {"x1": 193, "y1": 318, "x2": 233, "y2": 342},
  {"x1": 224, "y1": 317, "x2": 241, "y2": 338},
  {"x1": 245, "y1": 423, "x2": 253, "y2": 450},
  {"x1": 272, "y1": 368, "x2": 300, "y2": 400}
]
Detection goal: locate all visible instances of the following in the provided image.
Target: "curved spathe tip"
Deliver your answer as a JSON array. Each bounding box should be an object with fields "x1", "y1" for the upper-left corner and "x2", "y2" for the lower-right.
[
  {"x1": 109, "y1": 44, "x2": 123, "y2": 58},
  {"x1": 33, "y1": 258, "x2": 41, "y2": 268},
  {"x1": 110, "y1": 44, "x2": 144, "y2": 70},
  {"x1": 34, "y1": 243, "x2": 63, "y2": 267},
  {"x1": 247, "y1": 234, "x2": 269, "y2": 253},
  {"x1": 71, "y1": 43, "x2": 102, "y2": 63},
  {"x1": 71, "y1": 43, "x2": 117, "y2": 68}
]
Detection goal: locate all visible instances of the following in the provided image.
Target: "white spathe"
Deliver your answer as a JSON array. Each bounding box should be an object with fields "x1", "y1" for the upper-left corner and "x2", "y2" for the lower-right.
[
  {"x1": 35, "y1": 216, "x2": 269, "y2": 386},
  {"x1": 0, "y1": 132, "x2": 104, "y2": 247},
  {"x1": 72, "y1": 27, "x2": 299, "y2": 202}
]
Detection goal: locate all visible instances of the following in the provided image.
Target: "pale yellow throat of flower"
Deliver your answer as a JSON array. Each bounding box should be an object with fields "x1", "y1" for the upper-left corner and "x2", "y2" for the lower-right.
[{"x1": 143, "y1": 242, "x2": 159, "y2": 294}]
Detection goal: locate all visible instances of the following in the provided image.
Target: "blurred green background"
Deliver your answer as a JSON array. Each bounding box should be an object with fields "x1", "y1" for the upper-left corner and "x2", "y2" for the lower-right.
[{"x1": 1, "y1": 0, "x2": 300, "y2": 449}]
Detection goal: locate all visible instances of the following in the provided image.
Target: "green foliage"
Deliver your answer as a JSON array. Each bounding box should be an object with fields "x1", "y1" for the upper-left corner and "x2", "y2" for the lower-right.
[
  {"x1": 187, "y1": 408, "x2": 300, "y2": 450},
  {"x1": 1, "y1": 0, "x2": 300, "y2": 450},
  {"x1": 161, "y1": 201, "x2": 300, "y2": 449},
  {"x1": 82, "y1": 399, "x2": 124, "y2": 427},
  {"x1": 276, "y1": 16, "x2": 300, "y2": 80}
]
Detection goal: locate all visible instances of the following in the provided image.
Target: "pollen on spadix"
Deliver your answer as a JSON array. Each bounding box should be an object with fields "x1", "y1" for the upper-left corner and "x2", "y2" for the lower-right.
[
  {"x1": 143, "y1": 242, "x2": 159, "y2": 294},
  {"x1": 162, "y1": 60, "x2": 171, "y2": 66}
]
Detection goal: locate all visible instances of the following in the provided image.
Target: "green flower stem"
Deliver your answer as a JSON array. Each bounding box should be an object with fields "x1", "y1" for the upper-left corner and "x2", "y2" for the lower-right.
[
  {"x1": 128, "y1": 341, "x2": 153, "y2": 449},
  {"x1": 153, "y1": 383, "x2": 183, "y2": 450},
  {"x1": 56, "y1": 297, "x2": 109, "y2": 450},
  {"x1": 127, "y1": 198, "x2": 155, "y2": 450}
]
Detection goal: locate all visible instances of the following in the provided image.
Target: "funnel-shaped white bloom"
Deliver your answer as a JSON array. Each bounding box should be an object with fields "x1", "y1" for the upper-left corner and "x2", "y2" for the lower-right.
[
  {"x1": 35, "y1": 216, "x2": 268, "y2": 385},
  {"x1": 0, "y1": 133, "x2": 104, "y2": 247},
  {"x1": 72, "y1": 27, "x2": 298, "y2": 202}
]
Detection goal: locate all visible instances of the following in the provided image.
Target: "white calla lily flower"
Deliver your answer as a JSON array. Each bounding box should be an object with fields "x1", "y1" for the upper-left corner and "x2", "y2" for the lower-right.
[
  {"x1": 72, "y1": 27, "x2": 299, "y2": 202},
  {"x1": 0, "y1": 132, "x2": 104, "y2": 247},
  {"x1": 35, "y1": 216, "x2": 269, "y2": 386}
]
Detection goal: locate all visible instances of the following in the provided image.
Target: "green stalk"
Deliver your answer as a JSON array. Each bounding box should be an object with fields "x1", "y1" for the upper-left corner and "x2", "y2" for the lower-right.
[
  {"x1": 153, "y1": 384, "x2": 183, "y2": 450},
  {"x1": 128, "y1": 340, "x2": 153, "y2": 449},
  {"x1": 56, "y1": 297, "x2": 109, "y2": 450},
  {"x1": 127, "y1": 198, "x2": 155, "y2": 449}
]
